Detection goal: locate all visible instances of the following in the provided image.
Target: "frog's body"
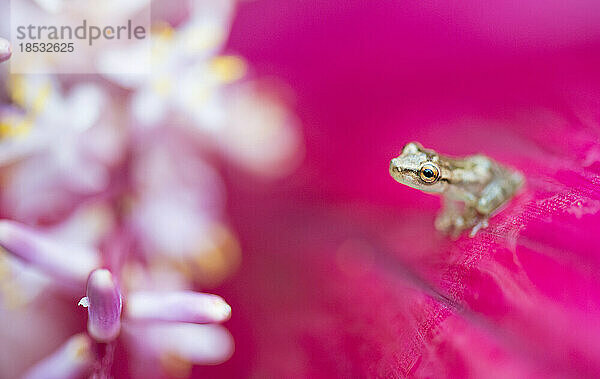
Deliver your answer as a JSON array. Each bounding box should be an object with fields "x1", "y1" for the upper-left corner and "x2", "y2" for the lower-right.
[{"x1": 389, "y1": 142, "x2": 523, "y2": 237}]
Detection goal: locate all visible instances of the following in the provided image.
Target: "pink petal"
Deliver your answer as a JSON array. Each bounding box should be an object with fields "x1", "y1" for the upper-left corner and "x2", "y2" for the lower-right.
[
  {"x1": 0, "y1": 220, "x2": 100, "y2": 287},
  {"x1": 22, "y1": 334, "x2": 93, "y2": 379}
]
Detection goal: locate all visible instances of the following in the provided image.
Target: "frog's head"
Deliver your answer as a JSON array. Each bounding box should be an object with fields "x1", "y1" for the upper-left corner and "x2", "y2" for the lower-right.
[{"x1": 389, "y1": 142, "x2": 448, "y2": 193}]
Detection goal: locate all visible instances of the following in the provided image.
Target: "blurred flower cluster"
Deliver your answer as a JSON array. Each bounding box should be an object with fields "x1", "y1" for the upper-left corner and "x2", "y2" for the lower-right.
[{"x1": 0, "y1": 0, "x2": 301, "y2": 378}]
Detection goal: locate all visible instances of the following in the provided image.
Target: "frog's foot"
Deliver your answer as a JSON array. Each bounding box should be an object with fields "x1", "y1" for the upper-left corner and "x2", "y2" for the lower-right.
[
  {"x1": 435, "y1": 213, "x2": 474, "y2": 239},
  {"x1": 434, "y1": 212, "x2": 455, "y2": 234},
  {"x1": 436, "y1": 206, "x2": 485, "y2": 238},
  {"x1": 469, "y1": 218, "x2": 489, "y2": 238}
]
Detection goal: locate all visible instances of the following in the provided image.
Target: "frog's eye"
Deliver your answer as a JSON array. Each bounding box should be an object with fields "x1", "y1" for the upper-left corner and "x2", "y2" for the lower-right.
[{"x1": 419, "y1": 163, "x2": 440, "y2": 184}]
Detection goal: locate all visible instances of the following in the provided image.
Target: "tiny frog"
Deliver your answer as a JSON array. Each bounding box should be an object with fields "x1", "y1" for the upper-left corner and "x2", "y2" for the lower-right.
[{"x1": 389, "y1": 142, "x2": 523, "y2": 237}]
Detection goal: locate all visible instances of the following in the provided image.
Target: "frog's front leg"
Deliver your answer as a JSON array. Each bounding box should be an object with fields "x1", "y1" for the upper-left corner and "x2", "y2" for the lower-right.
[
  {"x1": 468, "y1": 173, "x2": 523, "y2": 237},
  {"x1": 435, "y1": 199, "x2": 481, "y2": 238},
  {"x1": 476, "y1": 173, "x2": 523, "y2": 215}
]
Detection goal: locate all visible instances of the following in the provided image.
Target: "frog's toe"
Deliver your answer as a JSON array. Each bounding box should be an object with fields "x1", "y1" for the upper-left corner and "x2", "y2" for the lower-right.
[
  {"x1": 434, "y1": 215, "x2": 454, "y2": 233},
  {"x1": 469, "y1": 218, "x2": 489, "y2": 237}
]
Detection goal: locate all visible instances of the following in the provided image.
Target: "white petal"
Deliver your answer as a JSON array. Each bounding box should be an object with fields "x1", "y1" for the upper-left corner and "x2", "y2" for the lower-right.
[
  {"x1": 98, "y1": 43, "x2": 152, "y2": 86},
  {"x1": 219, "y1": 85, "x2": 304, "y2": 177},
  {"x1": 132, "y1": 89, "x2": 167, "y2": 126},
  {"x1": 127, "y1": 290, "x2": 231, "y2": 323},
  {"x1": 63, "y1": 84, "x2": 106, "y2": 132},
  {"x1": 126, "y1": 323, "x2": 234, "y2": 365}
]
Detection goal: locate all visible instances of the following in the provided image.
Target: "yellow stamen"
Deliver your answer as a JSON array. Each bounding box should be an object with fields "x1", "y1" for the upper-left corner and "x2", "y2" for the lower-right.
[
  {"x1": 211, "y1": 55, "x2": 247, "y2": 83},
  {"x1": 152, "y1": 22, "x2": 176, "y2": 41},
  {"x1": 160, "y1": 352, "x2": 192, "y2": 378},
  {"x1": 31, "y1": 83, "x2": 52, "y2": 114},
  {"x1": 176, "y1": 224, "x2": 241, "y2": 287},
  {"x1": 8, "y1": 74, "x2": 52, "y2": 115},
  {"x1": 152, "y1": 76, "x2": 173, "y2": 96},
  {"x1": 0, "y1": 250, "x2": 25, "y2": 309},
  {"x1": 151, "y1": 23, "x2": 176, "y2": 64},
  {"x1": 8, "y1": 75, "x2": 26, "y2": 107},
  {"x1": 0, "y1": 116, "x2": 33, "y2": 139}
]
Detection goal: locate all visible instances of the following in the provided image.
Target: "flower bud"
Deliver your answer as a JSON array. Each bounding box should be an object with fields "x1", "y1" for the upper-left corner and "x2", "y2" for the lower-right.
[
  {"x1": 0, "y1": 38, "x2": 11, "y2": 63},
  {"x1": 80, "y1": 269, "x2": 122, "y2": 342}
]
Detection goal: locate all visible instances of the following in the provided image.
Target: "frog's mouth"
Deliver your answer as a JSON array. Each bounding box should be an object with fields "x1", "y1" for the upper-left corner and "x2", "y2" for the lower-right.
[
  {"x1": 389, "y1": 160, "x2": 407, "y2": 182},
  {"x1": 389, "y1": 160, "x2": 421, "y2": 188}
]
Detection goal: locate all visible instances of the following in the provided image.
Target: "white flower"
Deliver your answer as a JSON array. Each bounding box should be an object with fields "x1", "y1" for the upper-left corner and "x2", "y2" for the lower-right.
[
  {"x1": 100, "y1": 0, "x2": 237, "y2": 130},
  {"x1": 0, "y1": 75, "x2": 106, "y2": 165}
]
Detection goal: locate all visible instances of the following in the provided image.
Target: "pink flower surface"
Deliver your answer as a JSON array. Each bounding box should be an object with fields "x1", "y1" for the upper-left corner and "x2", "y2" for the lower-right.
[{"x1": 192, "y1": 1, "x2": 600, "y2": 377}]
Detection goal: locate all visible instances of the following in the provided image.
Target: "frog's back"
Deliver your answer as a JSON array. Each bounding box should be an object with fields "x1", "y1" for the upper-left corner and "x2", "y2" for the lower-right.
[{"x1": 444, "y1": 154, "x2": 495, "y2": 187}]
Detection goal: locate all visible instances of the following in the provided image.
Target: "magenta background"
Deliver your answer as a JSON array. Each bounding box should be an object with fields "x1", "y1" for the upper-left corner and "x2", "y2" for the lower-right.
[{"x1": 186, "y1": 1, "x2": 600, "y2": 378}]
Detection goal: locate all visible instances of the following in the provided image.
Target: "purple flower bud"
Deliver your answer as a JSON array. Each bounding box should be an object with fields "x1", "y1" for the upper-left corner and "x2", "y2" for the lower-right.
[
  {"x1": 126, "y1": 291, "x2": 231, "y2": 323},
  {"x1": 0, "y1": 38, "x2": 10, "y2": 63},
  {"x1": 22, "y1": 333, "x2": 93, "y2": 379},
  {"x1": 0, "y1": 220, "x2": 100, "y2": 287},
  {"x1": 80, "y1": 269, "x2": 122, "y2": 342}
]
